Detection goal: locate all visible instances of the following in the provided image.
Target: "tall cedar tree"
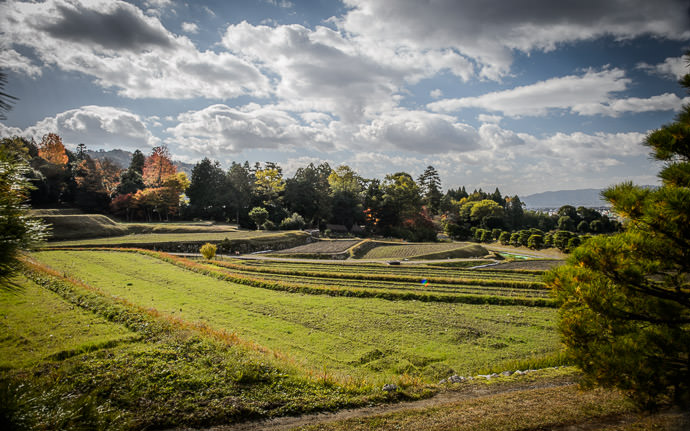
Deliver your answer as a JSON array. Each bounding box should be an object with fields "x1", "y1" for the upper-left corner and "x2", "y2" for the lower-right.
[
  {"x1": 417, "y1": 165, "x2": 442, "y2": 214},
  {"x1": 187, "y1": 157, "x2": 226, "y2": 219},
  {"x1": 545, "y1": 55, "x2": 690, "y2": 409}
]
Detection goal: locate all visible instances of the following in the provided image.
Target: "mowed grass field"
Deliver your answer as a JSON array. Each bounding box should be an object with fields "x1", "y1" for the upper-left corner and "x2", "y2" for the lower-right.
[
  {"x1": 0, "y1": 271, "x2": 384, "y2": 430},
  {"x1": 0, "y1": 275, "x2": 138, "y2": 368},
  {"x1": 33, "y1": 250, "x2": 560, "y2": 382}
]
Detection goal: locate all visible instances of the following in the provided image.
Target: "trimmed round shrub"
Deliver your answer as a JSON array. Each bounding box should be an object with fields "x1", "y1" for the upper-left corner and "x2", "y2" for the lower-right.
[
  {"x1": 527, "y1": 234, "x2": 543, "y2": 249},
  {"x1": 200, "y1": 243, "x2": 217, "y2": 260}
]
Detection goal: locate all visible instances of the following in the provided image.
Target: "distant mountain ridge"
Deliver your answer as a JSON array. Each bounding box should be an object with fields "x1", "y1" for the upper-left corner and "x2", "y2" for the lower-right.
[
  {"x1": 523, "y1": 186, "x2": 658, "y2": 208},
  {"x1": 86, "y1": 149, "x2": 194, "y2": 175},
  {"x1": 522, "y1": 188, "x2": 608, "y2": 208}
]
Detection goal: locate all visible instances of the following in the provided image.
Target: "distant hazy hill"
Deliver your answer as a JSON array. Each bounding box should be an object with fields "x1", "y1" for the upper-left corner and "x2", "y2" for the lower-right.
[
  {"x1": 86, "y1": 149, "x2": 132, "y2": 168},
  {"x1": 522, "y1": 188, "x2": 608, "y2": 209},
  {"x1": 86, "y1": 149, "x2": 194, "y2": 175}
]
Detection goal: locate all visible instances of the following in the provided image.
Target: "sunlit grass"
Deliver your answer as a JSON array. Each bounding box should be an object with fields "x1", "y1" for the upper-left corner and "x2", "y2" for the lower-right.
[{"x1": 32, "y1": 249, "x2": 561, "y2": 382}]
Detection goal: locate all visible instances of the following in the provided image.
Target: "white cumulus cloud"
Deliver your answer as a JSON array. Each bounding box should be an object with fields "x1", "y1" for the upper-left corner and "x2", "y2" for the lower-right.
[
  {"x1": 166, "y1": 104, "x2": 337, "y2": 156},
  {"x1": 0, "y1": 106, "x2": 159, "y2": 150},
  {"x1": 0, "y1": 0, "x2": 270, "y2": 99}
]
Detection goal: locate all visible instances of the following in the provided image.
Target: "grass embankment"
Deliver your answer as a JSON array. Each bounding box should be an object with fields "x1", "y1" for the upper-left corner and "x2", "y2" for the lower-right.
[
  {"x1": 32, "y1": 250, "x2": 561, "y2": 382},
  {"x1": 356, "y1": 242, "x2": 489, "y2": 260},
  {"x1": 47, "y1": 229, "x2": 309, "y2": 253},
  {"x1": 0, "y1": 268, "x2": 383, "y2": 430},
  {"x1": 32, "y1": 210, "x2": 238, "y2": 241}
]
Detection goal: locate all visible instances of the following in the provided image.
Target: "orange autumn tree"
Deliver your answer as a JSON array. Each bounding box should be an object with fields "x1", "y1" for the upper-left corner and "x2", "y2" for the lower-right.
[
  {"x1": 38, "y1": 133, "x2": 68, "y2": 166},
  {"x1": 143, "y1": 145, "x2": 176, "y2": 187}
]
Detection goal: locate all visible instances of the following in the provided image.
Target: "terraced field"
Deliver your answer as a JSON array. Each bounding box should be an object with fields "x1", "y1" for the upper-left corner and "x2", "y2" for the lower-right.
[
  {"x1": 1, "y1": 268, "x2": 375, "y2": 429},
  {"x1": 227, "y1": 259, "x2": 543, "y2": 283},
  {"x1": 32, "y1": 249, "x2": 560, "y2": 383},
  {"x1": 358, "y1": 242, "x2": 489, "y2": 260},
  {"x1": 270, "y1": 239, "x2": 362, "y2": 255},
  {"x1": 48, "y1": 230, "x2": 299, "y2": 247}
]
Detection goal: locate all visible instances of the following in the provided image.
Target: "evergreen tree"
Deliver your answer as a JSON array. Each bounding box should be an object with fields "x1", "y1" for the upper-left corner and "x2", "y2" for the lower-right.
[
  {"x1": 0, "y1": 70, "x2": 17, "y2": 121},
  {"x1": 187, "y1": 158, "x2": 226, "y2": 220},
  {"x1": 506, "y1": 195, "x2": 524, "y2": 229},
  {"x1": 226, "y1": 162, "x2": 255, "y2": 226},
  {"x1": 417, "y1": 165, "x2": 443, "y2": 214},
  {"x1": 0, "y1": 145, "x2": 48, "y2": 281},
  {"x1": 284, "y1": 162, "x2": 332, "y2": 228},
  {"x1": 129, "y1": 149, "x2": 145, "y2": 174},
  {"x1": 546, "y1": 56, "x2": 690, "y2": 408}
]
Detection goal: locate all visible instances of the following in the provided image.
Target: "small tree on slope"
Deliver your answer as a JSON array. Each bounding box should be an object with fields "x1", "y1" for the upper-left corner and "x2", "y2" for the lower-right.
[{"x1": 545, "y1": 55, "x2": 690, "y2": 409}]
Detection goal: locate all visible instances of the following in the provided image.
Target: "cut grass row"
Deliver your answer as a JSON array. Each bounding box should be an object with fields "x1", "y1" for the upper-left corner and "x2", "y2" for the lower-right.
[
  {"x1": 200, "y1": 269, "x2": 551, "y2": 299},
  {"x1": 164, "y1": 250, "x2": 555, "y2": 306},
  {"x1": 232, "y1": 258, "x2": 545, "y2": 281},
  {"x1": 212, "y1": 259, "x2": 546, "y2": 288},
  {"x1": 31, "y1": 249, "x2": 561, "y2": 381}
]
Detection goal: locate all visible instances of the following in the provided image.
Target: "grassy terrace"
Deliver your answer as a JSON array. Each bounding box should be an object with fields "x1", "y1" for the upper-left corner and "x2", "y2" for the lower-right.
[
  {"x1": 200, "y1": 259, "x2": 551, "y2": 305},
  {"x1": 32, "y1": 250, "x2": 561, "y2": 382},
  {"x1": 46, "y1": 230, "x2": 303, "y2": 247},
  {"x1": 357, "y1": 242, "x2": 489, "y2": 260},
  {"x1": 0, "y1": 269, "x2": 382, "y2": 430},
  {"x1": 201, "y1": 268, "x2": 550, "y2": 300},
  {"x1": 223, "y1": 259, "x2": 545, "y2": 283}
]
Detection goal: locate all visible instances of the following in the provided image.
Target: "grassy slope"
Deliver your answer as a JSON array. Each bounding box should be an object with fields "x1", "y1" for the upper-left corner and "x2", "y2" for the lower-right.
[
  {"x1": 0, "y1": 269, "x2": 381, "y2": 430},
  {"x1": 36, "y1": 210, "x2": 239, "y2": 241},
  {"x1": 33, "y1": 250, "x2": 560, "y2": 382},
  {"x1": 0, "y1": 275, "x2": 136, "y2": 368}
]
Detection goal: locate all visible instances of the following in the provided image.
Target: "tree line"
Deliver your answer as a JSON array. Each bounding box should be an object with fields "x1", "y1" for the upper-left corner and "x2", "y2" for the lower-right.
[{"x1": 0, "y1": 134, "x2": 618, "y2": 243}]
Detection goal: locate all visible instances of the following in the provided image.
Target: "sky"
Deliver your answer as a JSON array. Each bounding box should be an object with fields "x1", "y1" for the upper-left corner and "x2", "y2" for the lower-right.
[{"x1": 1, "y1": 0, "x2": 689, "y2": 196}]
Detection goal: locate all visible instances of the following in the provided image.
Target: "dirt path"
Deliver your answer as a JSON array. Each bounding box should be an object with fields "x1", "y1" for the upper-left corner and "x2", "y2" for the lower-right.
[{"x1": 173, "y1": 377, "x2": 577, "y2": 431}]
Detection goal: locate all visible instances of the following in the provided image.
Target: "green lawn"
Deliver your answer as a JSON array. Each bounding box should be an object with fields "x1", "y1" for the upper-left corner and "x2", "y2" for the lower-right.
[
  {"x1": 0, "y1": 268, "x2": 381, "y2": 430},
  {"x1": 33, "y1": 250, "x2": 560, "y2": 382},
  {"x1": 0, "y1": 275, "x2": 137, "y2": 368}
]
